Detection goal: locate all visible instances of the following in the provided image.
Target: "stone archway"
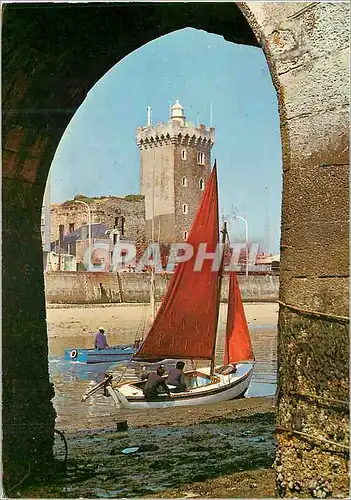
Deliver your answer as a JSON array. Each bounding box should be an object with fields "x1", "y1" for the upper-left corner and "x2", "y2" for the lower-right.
[{"x1": 2, "y1": 2, "x2": 349, "y2": 495}]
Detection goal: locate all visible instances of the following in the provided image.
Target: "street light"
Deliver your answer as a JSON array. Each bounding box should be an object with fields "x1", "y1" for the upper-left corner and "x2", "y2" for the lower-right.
[
  {"x1": 233, "y1": 215, "x2": 249, "y2": 277},
  {"x1": 75, "y1": 200, "x2": 92, "y2": 270}
]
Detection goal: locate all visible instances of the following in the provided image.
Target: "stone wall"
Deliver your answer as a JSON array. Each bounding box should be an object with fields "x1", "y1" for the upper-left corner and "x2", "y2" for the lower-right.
[
  {"x1": 50, "y1": 196, "x2": 145, "y2": 244},
  {"x1": 44, "y1": 271, "x2": 122, "y2": 303},
  {"x1": 242, "y1": 2, "x2": 350, "y2": 497},
  {"x1": 140, "y1": 141, "x2": 176, "y2": 241},
  {"x1": 173, "y1": 140, "x2": 212, "y2": 241},
  {"x1": 44, "y1": 271, "x2": 279, "y2": 304},
  {"x1": 2, "y1": 2, "x2": 260, "y2": 485}
]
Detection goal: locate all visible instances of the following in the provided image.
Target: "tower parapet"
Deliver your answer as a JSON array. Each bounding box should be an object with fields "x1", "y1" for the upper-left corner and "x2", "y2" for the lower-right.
[{"x1": 136, "y1": 121, "x2": 215, "y2": 150}]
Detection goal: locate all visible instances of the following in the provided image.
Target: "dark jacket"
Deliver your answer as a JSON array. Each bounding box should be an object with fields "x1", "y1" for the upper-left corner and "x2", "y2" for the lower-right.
[
  {"x1": 167, "y1": 368, "x2": 186, "y2": 388},
  {"x1": 143, "y1": 372, "x2": 170, "y2": 400}
]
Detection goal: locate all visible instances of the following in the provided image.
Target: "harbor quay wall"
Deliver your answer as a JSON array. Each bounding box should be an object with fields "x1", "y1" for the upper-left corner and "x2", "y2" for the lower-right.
[{"x1": 44, "y1": 271, "x2": 279, "y2": 304}]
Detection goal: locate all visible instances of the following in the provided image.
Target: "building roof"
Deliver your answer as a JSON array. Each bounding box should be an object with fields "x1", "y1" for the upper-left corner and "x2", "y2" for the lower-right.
[
  {"x1": 65, "y1": 223, "x2": 109, "y2": 242},
  {"x1": 51, "y1": 223, "x2": 110, "y2": 251}
]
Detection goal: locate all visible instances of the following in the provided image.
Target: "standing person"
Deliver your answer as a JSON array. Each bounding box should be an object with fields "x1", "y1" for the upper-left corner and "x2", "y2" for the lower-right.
[
  {"x1": 94, "y1": 327, "x2": 109, "y2": 350},
  {"x1": 167, "y1": 361, "x2": 187, "y2": 392},
  {"x1": 143, "y1": 365, "x2": 171, "y2": 401}
]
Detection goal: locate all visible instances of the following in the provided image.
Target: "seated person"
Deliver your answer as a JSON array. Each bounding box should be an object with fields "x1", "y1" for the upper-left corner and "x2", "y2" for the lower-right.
[
  {"x1": 216, "y1": 364, "x2": 237, "y2": 375},
  {"x1": 167, "y1": 361, "x2": 188, "y2": 392},
  {"x1": 143, "y1": 365, "x2": 171, "y2": 401},
  {"x1": 140, "y1": 367, "x2": 150, "y2": 381}
]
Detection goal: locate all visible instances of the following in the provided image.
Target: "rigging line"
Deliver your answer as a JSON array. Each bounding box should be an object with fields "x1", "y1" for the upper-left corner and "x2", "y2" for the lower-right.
[
  {"x1": 278, "y1": 300, "x2": 349, "y2": 323},
  {"x1": 113, "y1": 362, "x2": 129, "y2": 386},
  {"x1": 275, "y1": 426, "x2": 349, "y2": 452},
  {"x1": 287, "y1": 391, "x2": 349, "y2": 407}
]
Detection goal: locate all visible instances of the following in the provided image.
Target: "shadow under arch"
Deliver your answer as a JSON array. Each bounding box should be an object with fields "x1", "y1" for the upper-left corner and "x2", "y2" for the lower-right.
[{"x1": 2, "y1": 1, "x2": 281, "y2": 487}]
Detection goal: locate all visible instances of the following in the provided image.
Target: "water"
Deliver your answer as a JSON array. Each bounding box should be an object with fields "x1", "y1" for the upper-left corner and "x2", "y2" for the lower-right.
[{"x1": 48, "y1": 309, "x2": 277, "y2": 427}]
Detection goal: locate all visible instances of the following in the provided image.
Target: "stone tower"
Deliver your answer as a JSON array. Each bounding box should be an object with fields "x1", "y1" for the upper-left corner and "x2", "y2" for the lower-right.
[{"x1": 137, "y1": 101, "x2": 215, "y2": 243}]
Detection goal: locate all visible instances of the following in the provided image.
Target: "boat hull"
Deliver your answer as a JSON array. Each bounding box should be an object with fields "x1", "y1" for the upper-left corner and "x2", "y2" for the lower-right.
[
  {"x1": 64, "y1": 345, "x2": 137, "y2": 364},
  {"x1": 109, "y1": 362, "x2": 254, "y2": 409}
]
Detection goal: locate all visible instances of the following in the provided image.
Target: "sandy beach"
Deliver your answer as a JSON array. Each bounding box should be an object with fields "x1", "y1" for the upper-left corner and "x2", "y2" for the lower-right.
[{"x1": 46, "y1": 302, "x2": 279, "y2": 339}]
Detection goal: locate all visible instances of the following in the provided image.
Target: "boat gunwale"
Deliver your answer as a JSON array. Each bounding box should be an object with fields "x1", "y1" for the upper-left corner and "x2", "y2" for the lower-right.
[{"x1": 116, "y1": 365, "x2": 253, "y2": 402}]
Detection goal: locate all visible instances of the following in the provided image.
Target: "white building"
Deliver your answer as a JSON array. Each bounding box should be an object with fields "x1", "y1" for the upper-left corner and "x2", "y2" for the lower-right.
[{"x1": 47, "y1": 251, "x2": 77, "y2": 272}]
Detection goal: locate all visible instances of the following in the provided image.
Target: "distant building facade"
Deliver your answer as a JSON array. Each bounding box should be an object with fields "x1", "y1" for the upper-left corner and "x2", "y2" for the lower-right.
[
  {"x1": 137, "y1": 101, "x2": 215, "y2": 243},
  {"x1": 50, "y1": 196, "x2": 146, "y2": 250},
  {"x1": 47, "y1": 251, "x2": 77, "y2": 272}
]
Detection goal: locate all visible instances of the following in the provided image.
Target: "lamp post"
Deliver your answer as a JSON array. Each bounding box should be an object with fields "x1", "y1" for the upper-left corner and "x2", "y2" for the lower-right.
[
  {"x1": 233, "y1": 215, "x2": 249, "y2": 277},
  {"x1": 75, "y1": 200, "x2": 92, "y2": 270}
]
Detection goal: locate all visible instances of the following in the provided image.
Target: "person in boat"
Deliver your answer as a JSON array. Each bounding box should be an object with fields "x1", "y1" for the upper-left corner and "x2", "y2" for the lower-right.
[
  {"x1": 140, "y1": 366, "x2": 150, "y2": 381},
  {"x1": 94, "y1": 327, "x2": 109, "y2": 350},
  {"x1": 143, "y1": 365, "x2": 171, "y2": 401},
  {"x1": 133, "y1": 338, "x2": 142, "y2": 349},
  {"x1": 167, "y1": 361, "x2": 188, "y2": 392}
]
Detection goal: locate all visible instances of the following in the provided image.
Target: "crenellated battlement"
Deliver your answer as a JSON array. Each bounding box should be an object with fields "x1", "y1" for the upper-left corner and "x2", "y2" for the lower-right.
[{"x1": 136, "y1": 121, "x2": 215, "y2": 150}]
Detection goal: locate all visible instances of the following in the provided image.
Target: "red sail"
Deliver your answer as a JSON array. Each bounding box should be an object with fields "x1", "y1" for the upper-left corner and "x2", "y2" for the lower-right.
[
  {"x1": 135, "y1": 166, "x2": 220, "y2": 360},
  {"x1": 223, "y1": 272, "x2": 254, "y2": 364}
]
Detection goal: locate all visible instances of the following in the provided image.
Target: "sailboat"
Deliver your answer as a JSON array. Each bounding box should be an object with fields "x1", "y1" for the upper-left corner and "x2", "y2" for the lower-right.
[{"x1": 82, "y1": 163, "x2": 254, "y2": 408}]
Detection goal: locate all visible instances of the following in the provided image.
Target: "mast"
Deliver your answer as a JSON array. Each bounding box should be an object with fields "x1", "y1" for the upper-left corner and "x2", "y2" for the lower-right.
[
  {"x1": 210, "y1": 221, "x2": 228, "y2": 375},
  {"x1": 150, "y1": 147, "x2": 156, "y2": 323}
]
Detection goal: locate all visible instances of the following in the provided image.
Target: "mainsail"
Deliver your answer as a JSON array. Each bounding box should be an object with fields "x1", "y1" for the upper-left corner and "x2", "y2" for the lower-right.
[
  {"x1": 134, "y1": 165, "x2": 220, "y2": 360},
  {"x1": 223, "y1": 272, "x2": 254, "y2": 364}
]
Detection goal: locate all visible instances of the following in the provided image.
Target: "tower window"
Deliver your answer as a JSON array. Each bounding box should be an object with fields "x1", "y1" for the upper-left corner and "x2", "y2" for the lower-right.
[
  {"x1": 115, "y1": 215, "x2": 125, "y2": 235},
  {"x1": 199, "y1": 178, "x2": 205, "y2": 191},
  {"x1": 69, "y1": 223, "x2": 75, "y2": 233},
  {"x1": 197, "y1": 152, "x2": 205, "y2": 165},
  {"x1": 120, "y1": 216, "x2": 125, "y2": 236},
  {"x1": 183, "y1": 231, "x2": 188, "y2": 241},
  {"x1": 181, "y1": 149, "x2": 187, "y2": 160},
  {"x1": 182, "y1": 204, "x2": 189, "y2": 214},
  {"x1": 182, "y1": 176, "x2": 188, "y2": 187}
]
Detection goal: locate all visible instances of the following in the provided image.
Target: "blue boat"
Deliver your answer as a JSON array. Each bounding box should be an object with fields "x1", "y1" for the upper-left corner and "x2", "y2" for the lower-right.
[{"x1": 64, "y1": 345, "x2": 138, "y2": 364}]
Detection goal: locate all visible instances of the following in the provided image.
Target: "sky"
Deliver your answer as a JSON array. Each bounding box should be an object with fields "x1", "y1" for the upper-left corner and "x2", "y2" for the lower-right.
[{"x1": 50, "y1": 28, "x2": 282, "y2": 253}]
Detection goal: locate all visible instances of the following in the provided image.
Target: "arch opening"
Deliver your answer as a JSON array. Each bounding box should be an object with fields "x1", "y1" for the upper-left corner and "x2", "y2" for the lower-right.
[{"x1": 2, "y1": 3, "x2": 282, "y2": 489}]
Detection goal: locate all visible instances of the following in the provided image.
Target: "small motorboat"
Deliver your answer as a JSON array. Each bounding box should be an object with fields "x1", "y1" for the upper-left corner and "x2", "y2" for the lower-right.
[{"x1": 65, "y1": 344, "x2": 138, "y2": 364}]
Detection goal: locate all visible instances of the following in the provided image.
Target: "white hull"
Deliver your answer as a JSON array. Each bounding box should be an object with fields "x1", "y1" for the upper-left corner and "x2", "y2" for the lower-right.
[{"x1": 107, "y1": 362, "x2": 254, "y2": 410}]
